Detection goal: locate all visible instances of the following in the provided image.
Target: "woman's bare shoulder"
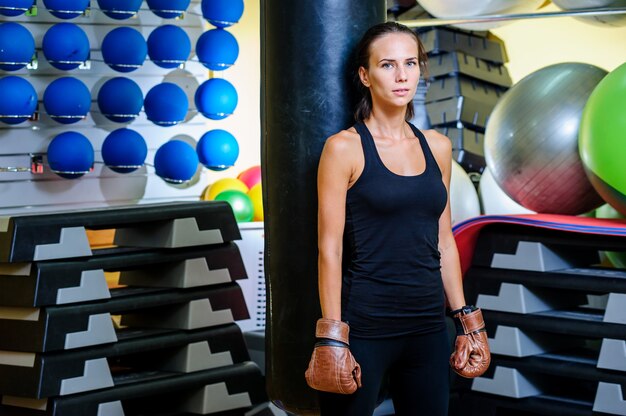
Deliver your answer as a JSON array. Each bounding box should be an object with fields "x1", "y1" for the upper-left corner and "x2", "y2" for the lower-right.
[
  {"x1": 421, "y1": 128, "x2": 452, "y2": 158},
  {"x1": 422, "y1": 129, "x2": 451, "y2": 150},
  {"x1": 323, "y1": 127, "x2": 362, "y2": 156}
]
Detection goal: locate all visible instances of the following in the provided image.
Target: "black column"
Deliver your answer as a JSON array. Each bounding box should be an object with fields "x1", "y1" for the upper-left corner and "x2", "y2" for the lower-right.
[{"x1": 261, "y1": 1, "x2": 386, "y2": 414}]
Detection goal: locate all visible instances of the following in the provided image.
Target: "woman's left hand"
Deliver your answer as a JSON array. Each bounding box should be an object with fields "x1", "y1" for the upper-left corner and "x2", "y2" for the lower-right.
[{"x1": 449, "y1": 306, "x2": 491, "y2": 378}]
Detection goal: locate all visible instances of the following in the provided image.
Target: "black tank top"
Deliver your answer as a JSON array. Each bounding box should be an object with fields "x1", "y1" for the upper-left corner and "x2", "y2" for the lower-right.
[{"x1": 342, "y1": 121, "x2": 448, "y2": 338}]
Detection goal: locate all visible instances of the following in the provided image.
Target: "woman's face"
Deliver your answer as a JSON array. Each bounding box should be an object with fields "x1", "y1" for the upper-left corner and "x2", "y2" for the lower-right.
[{"x1": 359, "y1": 32, "x2": 420, "y2": 111}]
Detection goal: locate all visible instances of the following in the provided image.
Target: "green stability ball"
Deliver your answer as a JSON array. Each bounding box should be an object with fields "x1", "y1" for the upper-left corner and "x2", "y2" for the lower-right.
[
  {"x1": 595, "y1": 204, "x2": 626, "y2": 268},
  {"x1": 579, "y1": 62, "x2": 626, "y2": 216},
  {"x1": 215, "y1": 189, "x2": 254, "y2": 222}
]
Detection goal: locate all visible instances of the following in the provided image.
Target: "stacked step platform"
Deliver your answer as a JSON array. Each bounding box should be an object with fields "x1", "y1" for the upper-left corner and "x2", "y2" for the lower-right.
[
  {"x1": 0, "y1": 202, "x2": 269, "y2": 416},
  {"x1": 416, "y1": 27, "x2": 511, "y2": 174},
  {"x1": 454, "y1": 216, "x2": 626, "y2": 415}
]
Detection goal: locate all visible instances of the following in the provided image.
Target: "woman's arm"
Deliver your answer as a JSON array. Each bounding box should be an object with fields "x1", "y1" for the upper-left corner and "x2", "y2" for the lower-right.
[
  {"x1": 317, "y1": 133, "x2": 355, "y2": 320},
  {"x1": 425, "y1": 130, "x2": 466, "y2": 310},
  {"x1": 426, "y1": 131, "x2": 491, "y2": 378}
]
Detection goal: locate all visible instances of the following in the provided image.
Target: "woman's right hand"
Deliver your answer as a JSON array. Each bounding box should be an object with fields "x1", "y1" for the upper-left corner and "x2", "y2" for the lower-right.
[{"x1": 305, "y1": 318, "x2": 362, "y2": 394}]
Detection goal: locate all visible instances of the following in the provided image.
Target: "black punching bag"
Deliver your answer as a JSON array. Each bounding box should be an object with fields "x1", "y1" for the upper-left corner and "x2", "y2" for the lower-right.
[{"x1": 261, "y1": 1, "x2": 386, "y2": 414}]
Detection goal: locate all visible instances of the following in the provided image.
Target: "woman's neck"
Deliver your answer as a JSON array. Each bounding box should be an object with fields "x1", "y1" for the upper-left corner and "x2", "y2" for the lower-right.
[{"x1": 365, "y1": 106, "x2": 409, "y2": 141}]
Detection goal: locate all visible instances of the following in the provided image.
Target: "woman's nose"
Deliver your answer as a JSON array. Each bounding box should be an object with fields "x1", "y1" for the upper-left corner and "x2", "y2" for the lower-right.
[{"x1": 397, "y1": 67, "x2": 408, "y2": 82}]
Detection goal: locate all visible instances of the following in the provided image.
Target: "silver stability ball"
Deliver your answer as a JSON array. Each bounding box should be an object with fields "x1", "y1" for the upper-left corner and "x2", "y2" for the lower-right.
[{"x1": 484, "y1": 62, "x2": 607, "y2": 215}]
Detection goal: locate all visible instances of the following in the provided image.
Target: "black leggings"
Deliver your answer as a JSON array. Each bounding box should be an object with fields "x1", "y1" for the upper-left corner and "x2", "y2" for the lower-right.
[{"x1": 319, "y1": 329, "x2": 450, "y2": 416}]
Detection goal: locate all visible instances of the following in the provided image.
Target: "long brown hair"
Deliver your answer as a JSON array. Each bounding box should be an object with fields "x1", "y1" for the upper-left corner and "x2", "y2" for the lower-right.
[{"x1": 353, "y1": 22, "x2": 428, "y2": 122}]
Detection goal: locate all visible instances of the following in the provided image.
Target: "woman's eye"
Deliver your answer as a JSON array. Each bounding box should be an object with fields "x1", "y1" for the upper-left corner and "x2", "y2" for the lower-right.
[
  {"x1": 382, "y1": 62, "x2": 393, "y2": 69},
  {"x1": 407, "y1": 61, "x2": 417, "y2": 67}
]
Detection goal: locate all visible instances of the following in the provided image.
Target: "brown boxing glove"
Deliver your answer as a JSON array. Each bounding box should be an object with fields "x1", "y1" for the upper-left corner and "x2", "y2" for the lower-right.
[
  {"x1": 305, "y1": 318, "x2": 362, "y2": 394},
  {"x1": 449, "y1": 306, "x2": 491, "y2": 378}
]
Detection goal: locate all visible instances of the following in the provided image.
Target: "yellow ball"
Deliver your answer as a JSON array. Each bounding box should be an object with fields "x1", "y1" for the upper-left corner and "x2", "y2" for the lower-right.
[
  {"x1": 206, "y1": 178, "x2": 249, "y2": 200},
  {"x1": 247, "y1": 183, "x2": 264, "y2": 221},
  {"x1": 200, "y1": 184, "x2": 211, "y2": 200}
]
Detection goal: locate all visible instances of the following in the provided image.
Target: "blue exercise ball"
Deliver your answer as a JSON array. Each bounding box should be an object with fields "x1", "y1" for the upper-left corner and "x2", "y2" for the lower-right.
[
  {"x1": 196, "y1": 28, "x2": 239, "y2": 71},
  {"x1": 43, "y1": 0, "x2": 90, "y2": 19},
  {"x1": 0, "y1": 76, "x2": 37, "y2": 125},
  {"x1": 201, "y1": 0, "x2": 244, "y2": 27},
  {"x1": 43, "y1": 77, "x2": 91, "y2": 124},
  {"x1": 195, "y1": 78, "x2": 238, "y2": 120},
  {"x1": 102, "y1": 27, "x2": 147, "y2": 73},
  {"x1": 0, "y1": 0, "x2": 34, "y2": 16},
  {"x1": 47, "y1": 131, "x2": 94, "y2": 179},
  {"x1": 147, "y1": 25, "x2": 191, "y2": 69},
  {"x1": 0, "y1": 23, "x2": 35, "y2": 71},
  {"x1": 97, "y1": 0, "x2": 142, "y2": 19},
  {"x1": 42, "y1": 23, "x2": 90, "y2": 70},
  {"x1": 97, "y1": 77, "x2": 143, "y2": 123},
  {"x1": 144, "y1": 82, "x2": 189, "y2": 126},
  {"x1": 146, "y1": 0, "x2": 190, "y2": 18},
  {"x1": 197, "y1": 129, "x2": 239, "y2": 171},
  {"x1": 154, "y1": 140, "x2": 199, "y2": 183},
  {"x1": 102, "y1": 128, "x2": 147, "y2": 173}
]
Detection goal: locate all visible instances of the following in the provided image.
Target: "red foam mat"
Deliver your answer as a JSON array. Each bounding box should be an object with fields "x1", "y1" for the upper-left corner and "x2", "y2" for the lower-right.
[{"x1": 453, "y1": 214, "x2": 626, "y2": 276}]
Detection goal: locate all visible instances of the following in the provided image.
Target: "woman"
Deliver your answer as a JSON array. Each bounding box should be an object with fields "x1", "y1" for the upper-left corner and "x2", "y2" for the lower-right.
[{"x1": 305, "y1": 22, "x2": 490, "y2": 416}]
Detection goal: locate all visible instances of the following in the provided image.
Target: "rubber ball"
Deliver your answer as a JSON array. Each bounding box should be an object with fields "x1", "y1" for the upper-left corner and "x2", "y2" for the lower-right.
[
  {"x1": 102, "y1": 128, "x2": 147, "y2": 173},
  {"x1": 0, "y1": 0, "x2": 34, "y2": 17},
  {"x1": 197, "y1": 129, "x2": 239, "y2": 170},
  {"x1": 43, "y1": 77, "x2": 91, "y2": 124},
  {"x1": 101, "y1": 27, "x2": 147, "y2": 73},
  {"x1": 97, "y1": 77, "x2": 144, "y2": 123},
  {"x1": 238, "y1": 165, "x2": 261, "y2": 189},
  {"x1": 42, "y1": 23, "x2": 90, "y2": 70},
  {"x1": 196, "y1": 28, "x2": 239, "y2": 71},
  {"x1": 97, "y1": 0, "x2": 142, "y2": 19},
  {"x1": 194, "y1": 78, "x2": 238, "y2": 120},
  {"x1": 0, "y1": 22, "x2": 35, "y2": 71},
  {"x1": 215, "y1": 189, "x2": 253, "y2": 222},
  {"x1": 146, "y1": 0, "x2": 190, "y2": 18},
  {"x1": 43, "y1": 0, "x2": 90, "y2": 19},
  {"x1": 144, "y1": 82, "x2": 189, "y2": 126},
  {"x1": 205, "y1": 177, "x2": 248, "y2": 200},
  {"x1": 0, "y1": 76, "x2": 37, "y2": 125},
  {"x1": 201, "y1": 0, "x2": 244, "y2": 27},
  {"x1": 147, "y1": 25, "x2": 191, "y2": 69},
  {"x1": 154, "y1": 140, "x2": 199, "y2": 183},
  {"x1": 47, "y1": 131, "x2": 94, "y2": 179}
]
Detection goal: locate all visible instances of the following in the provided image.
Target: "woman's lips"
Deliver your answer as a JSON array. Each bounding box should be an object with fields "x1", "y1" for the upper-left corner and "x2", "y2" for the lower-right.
[{"x1": 392, "y1": 88, "x2": 410, "y2": 96}]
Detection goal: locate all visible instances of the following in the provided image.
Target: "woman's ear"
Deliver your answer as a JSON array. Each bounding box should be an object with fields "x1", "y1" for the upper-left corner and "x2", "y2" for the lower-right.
[{"x1": 358, "y1": 67, "x2": 370, "y2": 88}]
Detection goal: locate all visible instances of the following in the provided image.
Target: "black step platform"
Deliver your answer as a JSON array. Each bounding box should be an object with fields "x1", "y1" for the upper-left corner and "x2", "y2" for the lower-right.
[
  {"x1": 426, "y1": 74, "x2": 506, "y2": 107},
  {"x1": 454, "y1": 217, "x2": 626, "y2": 415},
  {"x1": 0, "y1": 243, "x2": 247, "y2": 307},
  {"x1": 419, "y1": 27, "x2": 508, "y2": 64},
  {"x1": 0, "y1": 361, "x2": 267, "y2": 416},
  {"x1": 483, "y1": 308, "x2": 626, "y2": 340},
  {"x1": 466, "y1": 266, "x2": 626, "y2": 296},
  {"x1": 489, "y1": 351, "x2": 626, "y2": 386},
  {"x1": 426, "y1": 95, "x2": 494, "y2": 131},
  {"x1": 0, "y1": 323, "x2": 250, "y2": 399},
  {"x1": 0, "y1": 202, "x2": 240, "y2": 263},
  {"x1": 428, "y1": 52, "x2": 512, "y2": 87},
  {"x1": 458, "y1": 391, "x2": 594, "y2": 416},
  {"x1": 0, "y1": 283, "x2": 249, "y2": 352},
  {"x1": 453, "y1": 149, "x2": 486, "y2": 174},
  {"x1": 470, "y1": 224, "x2": 626, "y2": 268}
]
